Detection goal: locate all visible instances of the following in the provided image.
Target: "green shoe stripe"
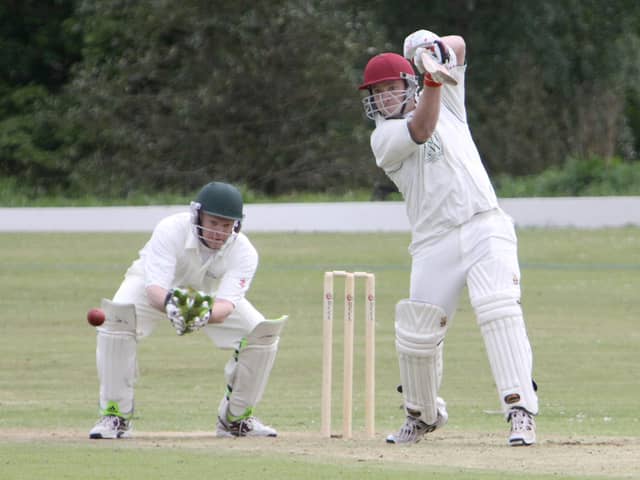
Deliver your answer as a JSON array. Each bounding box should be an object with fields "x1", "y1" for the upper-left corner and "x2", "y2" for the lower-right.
[
  {"x1": 227, "y1": 406, "x2": 254, "y2": 423},
  {"x1": 100, "y1": 401, "x2": 133, "y2": 420}
]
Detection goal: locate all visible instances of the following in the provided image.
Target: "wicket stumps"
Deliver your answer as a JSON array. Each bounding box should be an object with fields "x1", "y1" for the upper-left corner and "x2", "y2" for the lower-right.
[{"x1": 321, "y1": 270, "x2": 375, "y2": 439}]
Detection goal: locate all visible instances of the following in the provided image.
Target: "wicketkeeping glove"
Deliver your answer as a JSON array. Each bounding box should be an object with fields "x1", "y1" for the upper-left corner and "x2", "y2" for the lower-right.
[
  {"x1": 185, "y1": 289, "x2": 213, "y2": 334},
  {"x1": 165, "y1": 287, "x2": 188, "y2": 335},
  {"x1": 165, "y1": 287, "x2": 214, "y2": 336}
]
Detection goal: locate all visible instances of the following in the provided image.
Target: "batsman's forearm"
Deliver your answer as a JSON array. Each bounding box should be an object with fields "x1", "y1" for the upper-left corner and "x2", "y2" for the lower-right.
[
  {"x1": 409, "y1": 88, "x2": 441, "y2": 143},
  {"x1": 146, "y1": 284, "x2": 170, "y2": 311}
]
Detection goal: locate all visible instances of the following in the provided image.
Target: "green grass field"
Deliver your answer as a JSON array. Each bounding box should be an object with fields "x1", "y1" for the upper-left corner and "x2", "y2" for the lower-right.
[{"x1": 0, "y1": 228, "x2": 638, "y2": 479}]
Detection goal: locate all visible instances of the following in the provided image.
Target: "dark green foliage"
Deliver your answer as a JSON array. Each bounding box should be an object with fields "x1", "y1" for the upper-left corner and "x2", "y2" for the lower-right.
[
  {"x1": 495, "y1": 156, "x2": 640, "y2": 197},
  {"x1": 60, "y1": 0, "x2": 384, "y2": 197},
  {"x1": 0, "y1": 0, "x2": 81, "y2": 89},
  {"x1": 0, "y1": 0, "x2": 81, "y2": 191},
  {"x1": 372, "y1": 0, "x2": 640, "y2": 176},
  {"x1": 1, "y1": 0, "x2": 640, "y2": 199}
]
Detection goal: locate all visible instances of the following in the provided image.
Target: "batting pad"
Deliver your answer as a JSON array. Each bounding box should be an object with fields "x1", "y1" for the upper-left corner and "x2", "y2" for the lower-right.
[
  {"x1": 96, "y1": 300, "x2": 137, "y2": 417},
  {"x1": 395, "y1": 300, "x2": 448, "y2": 425},
  {"x1": 467, "y1": 257, "x2": 538, "y2": 417},
  {"x1": 473, "y1": 296, "x2": 538, "y2": 417},
  {"x1": 224, "y1": 316, "x2": 288, "y2": 419}
]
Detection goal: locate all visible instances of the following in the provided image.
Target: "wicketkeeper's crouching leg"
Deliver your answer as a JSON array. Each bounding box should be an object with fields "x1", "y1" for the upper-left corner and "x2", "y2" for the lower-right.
[{"x1": 215, "y1": 316, "x2": 288, "y2": 437}]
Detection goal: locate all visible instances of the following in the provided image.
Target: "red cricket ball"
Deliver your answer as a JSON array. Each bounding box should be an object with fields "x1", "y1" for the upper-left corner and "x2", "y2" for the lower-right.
[{"x1": 87, "y1": 308, "x2": 106, "y2": 327}]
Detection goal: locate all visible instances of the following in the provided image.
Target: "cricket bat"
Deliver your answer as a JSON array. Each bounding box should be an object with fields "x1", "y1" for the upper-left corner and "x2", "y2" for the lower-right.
[{"x1": 421, "y1": 51, "x2": 458, "y2": 86}]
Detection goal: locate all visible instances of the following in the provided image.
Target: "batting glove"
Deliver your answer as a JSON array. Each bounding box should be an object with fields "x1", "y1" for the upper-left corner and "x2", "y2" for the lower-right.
[
  {"x1": 412, "y1": 41, "x2": 457, "y2": 74},
  {"x1": 403, "y1": 29, "x2": 440, "y2": 61},
  {"x1": 428, "y1": 40, "x2": 456, "y2": 68}
]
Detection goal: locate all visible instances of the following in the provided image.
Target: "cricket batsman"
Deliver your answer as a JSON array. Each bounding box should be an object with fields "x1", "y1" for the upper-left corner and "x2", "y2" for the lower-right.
[
  {"x1": 89, "y1": 181, "x2": 287, "y2": 438},
  {"x1": 358, "y1": 30, "x2": 539, "y2": 445}
]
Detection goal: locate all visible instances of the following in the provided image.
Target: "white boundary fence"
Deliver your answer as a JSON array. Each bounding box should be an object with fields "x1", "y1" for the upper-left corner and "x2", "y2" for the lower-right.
[{"x1": 1, "y1": 197, "x2": 639, "y2": 232}]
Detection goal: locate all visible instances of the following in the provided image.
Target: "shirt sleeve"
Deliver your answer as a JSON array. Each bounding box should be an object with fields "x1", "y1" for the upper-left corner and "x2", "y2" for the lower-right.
[
  {"x1": 440, "y1": 64, "x2": 467, "y2": 123},
  {"x1": 371, "y1": 118, "x2": 419, "y2": 173},
  {"x1": 140, "y1": 216, "x2": 183, "y2": 290},
  {"x1": 214, "y1": 235, "x2": 258, "y2": 306}
]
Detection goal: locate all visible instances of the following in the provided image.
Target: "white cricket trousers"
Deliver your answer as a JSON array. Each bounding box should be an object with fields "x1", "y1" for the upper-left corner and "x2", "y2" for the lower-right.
[{"x1": 409, "y1": 208, "x2": 521, "y2": 319}]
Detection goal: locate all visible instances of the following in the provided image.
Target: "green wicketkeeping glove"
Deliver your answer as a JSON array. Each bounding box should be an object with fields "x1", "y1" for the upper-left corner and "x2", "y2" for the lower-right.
[{"x1": 165, "y1": 287, "x2": 213, "y2": 335}]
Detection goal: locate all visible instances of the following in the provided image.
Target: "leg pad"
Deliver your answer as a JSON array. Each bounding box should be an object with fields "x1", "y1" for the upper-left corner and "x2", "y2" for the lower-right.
[
  {"x1": 395, "y1": 300, "x2": 448, "y2": 425},
  {"x1": 222, "y1": 316, "x2": 288, "y2": 419},
  {"x1": 96, "y1": 300, "x2": 137, "y2": 417}
]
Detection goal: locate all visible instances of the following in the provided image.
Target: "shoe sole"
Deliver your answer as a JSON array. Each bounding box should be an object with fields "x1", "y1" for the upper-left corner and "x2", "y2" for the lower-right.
[
  {"x1": 89, "y1": 431, "x2": 131, "y2": 439},
  {"x1": 509, "y1": 437, "x2": 535, "y2": 446},
  {"x1": 216, "y1": 419, "x2": 277, "y2": 438},
  {"x1": 216, "y1": 430, "x2": 277, "y2": 438},
  {"x1": 385, "y1": 437, "x2": 421, "y2": 444}
]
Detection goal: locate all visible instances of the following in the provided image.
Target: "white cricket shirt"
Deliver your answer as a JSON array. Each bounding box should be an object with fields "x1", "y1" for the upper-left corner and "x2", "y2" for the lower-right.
[
  {"x1": 370, "y1": 65, "x2": 498, "y2": 254},
  {"x1": 124, "y1": 212, "x2": 257, "y2": 306}
]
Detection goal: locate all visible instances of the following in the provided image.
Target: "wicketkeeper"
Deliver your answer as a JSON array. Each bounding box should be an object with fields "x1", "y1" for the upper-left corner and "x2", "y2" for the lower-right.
[
  {"x1": 89, "y1": 181, "x2": 287, "y2": 439},
  {"x1": 359, "y1": 30, "x2": 539, "y2": 446}
]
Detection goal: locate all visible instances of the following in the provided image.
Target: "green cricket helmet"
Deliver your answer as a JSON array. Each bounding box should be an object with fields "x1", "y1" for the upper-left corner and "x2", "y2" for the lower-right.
[
  {"x1": 190, "y1": 182, "x2": 244, "y2": 249},
  {"x1": 194, "y1": 181, "x2": 244, "y2": 221}
]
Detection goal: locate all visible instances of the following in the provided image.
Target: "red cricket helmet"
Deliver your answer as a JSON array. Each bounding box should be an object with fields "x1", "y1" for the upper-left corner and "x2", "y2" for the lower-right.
[{"x1": 359, "y1": 53, "x2": 416, "y2": 90}]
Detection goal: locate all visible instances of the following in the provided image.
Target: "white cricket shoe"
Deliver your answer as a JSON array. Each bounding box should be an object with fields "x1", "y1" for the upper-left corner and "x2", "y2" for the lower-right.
[
  {"x1": 386, "y1": 397, "x2": 448, "y2": 444},
  {"x1": 89, "y1": 415, "x2": 132, "y2": 439},
  {"x1": 508, "y1": 407, "x2": 536, "y2": 446},
  {"x1": 216, "y1": 396, "x2": 277, "y2": 437},
  {"x1": 216, "y1": 415, "x2": 277, "y2": 437}
]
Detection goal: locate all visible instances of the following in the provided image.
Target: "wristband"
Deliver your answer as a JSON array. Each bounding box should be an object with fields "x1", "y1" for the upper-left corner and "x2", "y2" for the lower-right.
[{"x1": 424, "y1": 77, "x2": 442, "y2": 88}]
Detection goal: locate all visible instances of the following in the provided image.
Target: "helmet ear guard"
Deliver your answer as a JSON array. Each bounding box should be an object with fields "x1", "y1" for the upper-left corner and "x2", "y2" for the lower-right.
[{"x1": 190, "y1": 201, "x2": 202, "y2": 226}]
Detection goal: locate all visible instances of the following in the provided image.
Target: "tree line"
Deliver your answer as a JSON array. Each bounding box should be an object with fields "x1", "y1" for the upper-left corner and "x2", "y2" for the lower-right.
[{"x1": 1, "y1": 0, "x2": 639, "y2": 198}]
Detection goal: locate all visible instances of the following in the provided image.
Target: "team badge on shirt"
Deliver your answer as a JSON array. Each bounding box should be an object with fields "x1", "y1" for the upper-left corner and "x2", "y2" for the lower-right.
[{"x1": 423, "y1": 132, "x2": 443, "y2": 163}]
